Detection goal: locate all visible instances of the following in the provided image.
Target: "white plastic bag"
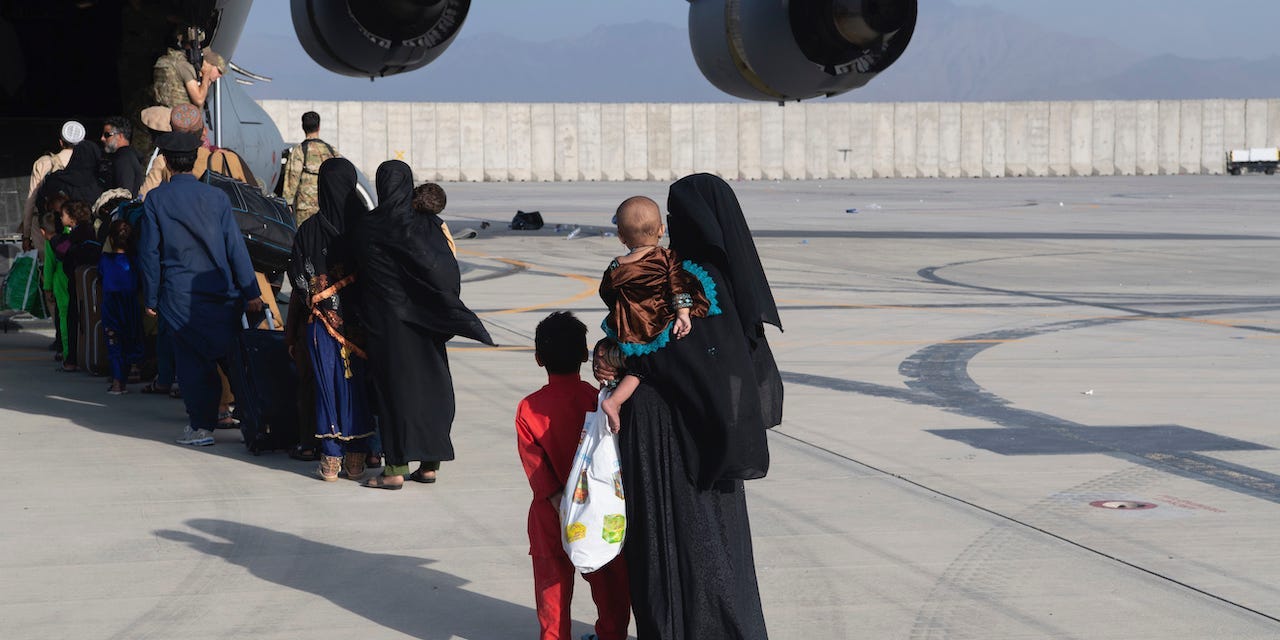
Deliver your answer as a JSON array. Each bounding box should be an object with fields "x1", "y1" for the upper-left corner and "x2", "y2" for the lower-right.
[{"x1": 560, "y1": 389, "x2": 626, "y2": 573}]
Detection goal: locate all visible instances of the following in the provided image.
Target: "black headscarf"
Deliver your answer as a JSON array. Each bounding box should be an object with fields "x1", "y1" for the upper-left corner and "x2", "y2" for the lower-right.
[
  {"x1": 289, "y1": 157, "x2": 361, "y2": 292},
  {"x1": 39, "y1": 141, "x2": 104, "y2": 207},
  {"x1": 354, "y1": 160, "x2": 493, "y2": 345},
  {"x1": 667, "y1": 173, "x2": 782, "y2": 334}
]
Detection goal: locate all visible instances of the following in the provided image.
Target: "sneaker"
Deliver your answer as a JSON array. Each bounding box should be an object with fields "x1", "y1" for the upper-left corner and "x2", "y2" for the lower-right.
[{"x1": 176, "y1": 426, "x2": 215, "y2": 446}]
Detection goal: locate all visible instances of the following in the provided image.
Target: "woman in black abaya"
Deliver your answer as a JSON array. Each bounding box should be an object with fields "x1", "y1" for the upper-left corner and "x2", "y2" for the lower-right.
[
  {"x1": 616, "y1": 173, "x2": 783, "y2": 639},
  {"x1": 350, "y1": 160, "x2": 493, "y2": 489}
]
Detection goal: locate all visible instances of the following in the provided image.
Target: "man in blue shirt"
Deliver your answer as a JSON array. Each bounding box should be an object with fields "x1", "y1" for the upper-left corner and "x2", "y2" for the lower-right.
[{"x1": 138, "y1": 129, "x2": 263, "y2": 446}]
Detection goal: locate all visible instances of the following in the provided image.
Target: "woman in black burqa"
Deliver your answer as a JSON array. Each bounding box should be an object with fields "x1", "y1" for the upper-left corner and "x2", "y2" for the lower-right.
[
  {"x1": 350, "y1": 160, "x2": 493, "y2": 489},
  {"x1": 617, "y1": 173, "x2": 784, "y2": 639}
]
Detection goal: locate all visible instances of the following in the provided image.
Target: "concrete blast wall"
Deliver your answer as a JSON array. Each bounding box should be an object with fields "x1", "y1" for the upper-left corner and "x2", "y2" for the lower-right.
[{"x1": 260, "y1": 99, "x2": 1280, "y2": 182}]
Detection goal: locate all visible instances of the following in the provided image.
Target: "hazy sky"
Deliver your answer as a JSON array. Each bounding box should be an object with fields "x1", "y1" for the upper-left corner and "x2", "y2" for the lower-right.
[
  {"x1": 947, "y1": 0, "x2": 1280, "y2": 61},
  {"x1": 241, "y1": 0, "x2": 1280, "y2": 61}
]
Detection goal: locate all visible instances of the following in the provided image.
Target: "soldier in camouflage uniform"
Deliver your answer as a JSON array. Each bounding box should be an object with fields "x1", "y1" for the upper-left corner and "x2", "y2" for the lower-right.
[
  {"x1": 152, "y1": 46, "x2": 225, "y2": 110},
  {"x1": 282, "y1": 111, "x2": 340, "y2": 226}
]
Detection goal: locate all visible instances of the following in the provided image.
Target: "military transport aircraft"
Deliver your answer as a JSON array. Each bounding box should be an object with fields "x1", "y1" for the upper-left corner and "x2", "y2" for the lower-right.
[{"x1": 0, "y1": 0, "x2": 915, "y2": 209}]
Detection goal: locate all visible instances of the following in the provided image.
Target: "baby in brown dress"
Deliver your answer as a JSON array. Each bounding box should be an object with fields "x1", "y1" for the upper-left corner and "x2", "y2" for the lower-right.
[{"x1": 598, "y1": 196, "x2": 712, "y2": 431}]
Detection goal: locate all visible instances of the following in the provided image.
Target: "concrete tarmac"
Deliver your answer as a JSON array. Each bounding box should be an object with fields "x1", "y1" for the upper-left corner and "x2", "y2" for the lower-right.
[{"x1": 2, "y1": 176, "x2": 1278, "y2": 639}]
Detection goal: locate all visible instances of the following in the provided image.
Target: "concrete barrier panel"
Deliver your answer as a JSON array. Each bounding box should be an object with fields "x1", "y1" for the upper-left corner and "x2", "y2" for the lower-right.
[
  {"x1": 623, "y1": 104, "x2": 648, "y2": 181},
  {"x1": 483, "y1": 103, "x2": 509, "y2": 181},
  {"x1": 783, "y1": 104, "x2": 807, "y2": 180},
  {"x1": 760, "y1": 104, "x2": 784, "y2": 180},
  {"x1": 1004, "y1": 102, "x2": 1029, "y2": 177},
  {"x1": 261, "y1": 100, "x2": 290, "y2": 143},
  {"x1": 692, "y1": 103, "x2": 717, "y2": 175},
  {"x1": 715, "y1": 104, "x2": 740, "y2": 180},
  {"x1": 1113, "y1": 101, "x2": 1136, "y2": 176},
  {"x1": 959, "y1": 102, "x2": 983, "y2": 178},
  {"x1": 1091, "y1": 101, "x2": 1115, "y2": 176},
  {"x1": 1270, "y1": 99, "x2": 1280, "y2": 148},
  {"x1": 435, "y1": 103, "x2": 461, "y2": 182},
  {"x1": 916, "y1": 102, "x2": 940, "y2": 178},
  {"x1": 337, "y1": 102, "x2": 365, "y2": 178},
  {"x1": 670, "y1": 104, "x2": 694, "y2": 179},
  {"x1": 600, "y1": 104, "x2": 624, "y2": 182},
  {"x1": 530, "y1": 103, "x2": 555, "y2": 182},
  {"x1": 386, "y1": 102, "x2": 413, "y2": 169},
  {"x1": 982, "y1": 102, "x2": 1005, "y2": 178},
  {"x1": 737, "y1": 104, "x2": 762, "y2": 180},
  {"x1": 553, "y1": 103, "x2": 579, "y2": 182},
  {"x1": 459, "y1": 103, "x2": 484, "y2": 182},
  {"x1": 647, "y1": 103, "x2": 672, "y2": 181},
  {"x1": 1200, "y1": 99, "x2": 1224, "y2": 175},
  {"x1": 1048, "y1": 101, "x2": 1071, "y2": 177},
  {"x1": 1157, "y1": 100, "x2": 1180, "y2": 175},
  {"x1": 577, "y1": 103, "x2": 601, "y2": 181},
  {"x1": 1245, "y1": 99, "x2": 1269, "y2": 148},
  {"x1": 1134, "y1": 101, "x2": 1158, "y2": 176},
  {"x1": 1068, "y1": 101, "x2": 1093, "y2": 176},
  {"x1": 825, "y1": 103, "x2": 852, "y2": 179},
  {"x1": 363, "y1": 102, "x2": 389, "y2": 177},
  {"x1": 848, "y1": 103, "x2": 875, "y2": 179},
  {"x1": 410, "y1": 103, "x2": 437, "y2": 181},
  {"x1": 1223, "y1": 99, "x2": 1247, "y2": 151},
  {"x1": 1179, "y1": 101, "x2": 1203, "y2": 174},
  {"x1": 805, "y1": 104, "x2": 829, "y2": 179},
  {"x1": 937, "y1": 102, "x2": 962, "y2": 178},
  {"x1": 507, "y1": 103, "x2": 532, "y2": 182},
  {"x1": 1025, "y1": 101, "x2": 1050, "y2": 177},
  {"x1": 870, "y1": 103, "x2": 895, "y2": 178},
  {"x1": 893, "y1": 103, "x2": 917, "y2": 178}
]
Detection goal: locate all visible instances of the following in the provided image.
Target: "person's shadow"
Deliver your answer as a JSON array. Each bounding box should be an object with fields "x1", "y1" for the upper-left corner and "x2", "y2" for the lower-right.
[{"x1": 156, "y1": 519, "x2": 534, "y2": 639}]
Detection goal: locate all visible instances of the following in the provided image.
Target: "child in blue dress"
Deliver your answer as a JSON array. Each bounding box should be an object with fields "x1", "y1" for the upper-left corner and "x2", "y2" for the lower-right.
[{"x1": 98, "y1": 219, "x2": 144, "y2": 394}]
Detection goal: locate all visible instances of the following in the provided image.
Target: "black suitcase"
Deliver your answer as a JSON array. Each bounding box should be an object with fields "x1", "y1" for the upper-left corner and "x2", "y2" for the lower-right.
[
  {"x1": 229, "y1": 309, "x2": 299, "y2": 454},
  {"x1": 203, "y1": 167, "x2": 296, "y2": 275}
]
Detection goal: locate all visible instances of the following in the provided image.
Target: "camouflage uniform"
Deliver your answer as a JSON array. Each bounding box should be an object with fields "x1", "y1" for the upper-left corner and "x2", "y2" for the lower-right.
[
  {"x1": 152, "y1": 49, "x2": 197, "y2": 108},
  {"x1": 282, "y1": 139, "x2": 339, "y2": 226}
]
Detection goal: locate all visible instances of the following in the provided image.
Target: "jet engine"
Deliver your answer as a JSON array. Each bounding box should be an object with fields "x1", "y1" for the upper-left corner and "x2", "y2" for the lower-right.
[
  {"x1": 290, "y1": 0, "x2": 469, "y2": 78},
  {"x1": 688, "y1": 0, "x2": 916, "y2": 102}
]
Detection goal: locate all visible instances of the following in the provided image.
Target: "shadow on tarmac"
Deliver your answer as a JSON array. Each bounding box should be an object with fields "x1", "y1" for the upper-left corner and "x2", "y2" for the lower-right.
[
  {"x1": 0, "y1": 326, "x2": 311, "y2": 476},
  {"x1": 156, "y1": 519, "x2": 535, "y2": 639}
]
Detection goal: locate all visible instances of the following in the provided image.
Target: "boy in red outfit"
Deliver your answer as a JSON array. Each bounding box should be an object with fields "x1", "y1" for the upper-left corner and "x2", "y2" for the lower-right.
[{"x1": 516, "y1": 311, "x2": 631, "y2": 640}]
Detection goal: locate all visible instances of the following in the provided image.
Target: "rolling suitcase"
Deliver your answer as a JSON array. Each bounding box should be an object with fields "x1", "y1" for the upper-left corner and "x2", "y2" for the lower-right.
[
  {"x1": 75, "y1": 265, "x2": 108, "y2": 376},
  {"x1": 230, "y1": 309, "x2": 299, "y2": 454}
]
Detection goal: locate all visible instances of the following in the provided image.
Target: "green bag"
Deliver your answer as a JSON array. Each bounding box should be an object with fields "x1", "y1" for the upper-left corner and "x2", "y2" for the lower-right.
[{"x1": 3, "y1": 250, "x2": 47, "y2": 318}]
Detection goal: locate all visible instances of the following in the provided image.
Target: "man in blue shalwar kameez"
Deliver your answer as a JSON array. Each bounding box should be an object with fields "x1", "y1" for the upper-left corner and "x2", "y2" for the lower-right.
[{"x1": 138, "y1": 130, "x2": 264, "y2": 446}]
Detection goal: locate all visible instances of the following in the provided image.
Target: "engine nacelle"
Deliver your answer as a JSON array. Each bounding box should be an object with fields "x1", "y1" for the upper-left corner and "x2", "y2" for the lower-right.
[
  {"x1": 290, "y1": 0, "x2": 470, "y2": 78},
  {"x1": 689, "y1": 0, "x2": 916, "y2": 102}
]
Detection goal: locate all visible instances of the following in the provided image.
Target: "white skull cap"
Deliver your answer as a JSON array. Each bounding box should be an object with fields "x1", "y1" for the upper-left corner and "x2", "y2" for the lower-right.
[{"x1": 60, "y1": 121, "x2": 86, "y2": 145}]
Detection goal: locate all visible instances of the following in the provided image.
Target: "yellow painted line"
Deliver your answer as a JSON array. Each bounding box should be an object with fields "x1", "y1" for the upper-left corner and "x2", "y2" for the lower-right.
[{"x1": 458, "y1": 250, "x2": 600, "y2": 317}]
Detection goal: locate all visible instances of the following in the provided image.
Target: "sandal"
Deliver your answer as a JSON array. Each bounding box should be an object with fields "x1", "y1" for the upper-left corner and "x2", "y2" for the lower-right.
[
  {"x1": 288, "y1": 446, "x2": 320, "y2": 462},
  {"x1": 409, "y1": 467, "x2": 437, "y2": 484},
  {"x1": 141, "y1": 382, "x2": 172, "y2": 395},
  {"x1": 215, "y1": 411, "x2": 240, "y2": 429},
  {"x1": 362, "y1": 474, "x2": 404, "y2": 490}
]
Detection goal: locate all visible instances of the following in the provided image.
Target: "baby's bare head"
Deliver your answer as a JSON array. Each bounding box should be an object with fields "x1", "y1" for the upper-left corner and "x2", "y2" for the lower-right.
[{"x1": 615, "y1": 196, "x2": 662, "y2": 247}]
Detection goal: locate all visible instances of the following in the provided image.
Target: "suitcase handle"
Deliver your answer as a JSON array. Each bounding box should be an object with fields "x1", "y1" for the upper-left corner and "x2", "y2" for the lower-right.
[{"x1": 242, "y1": 307, "x2": 277, "y2": 330}]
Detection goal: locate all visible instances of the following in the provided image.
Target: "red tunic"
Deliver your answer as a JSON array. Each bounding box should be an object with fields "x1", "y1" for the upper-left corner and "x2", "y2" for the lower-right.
[{"x1": 515, "y1": 372, "x2": 600, "y2": 557}]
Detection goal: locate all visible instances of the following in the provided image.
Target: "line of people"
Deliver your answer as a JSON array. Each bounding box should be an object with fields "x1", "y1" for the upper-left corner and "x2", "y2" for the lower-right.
[{"x1": 21, "y1": 106, "x2": 782, "y2": 637}]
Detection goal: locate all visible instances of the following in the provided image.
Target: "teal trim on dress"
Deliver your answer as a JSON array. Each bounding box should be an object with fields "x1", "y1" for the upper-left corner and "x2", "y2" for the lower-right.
[
  {"x1": 601, "y1": 259, "x2": 723, "y2": 357},
  {"x1": 681, "y1": 260, "x2": 722, "y2": 316}
]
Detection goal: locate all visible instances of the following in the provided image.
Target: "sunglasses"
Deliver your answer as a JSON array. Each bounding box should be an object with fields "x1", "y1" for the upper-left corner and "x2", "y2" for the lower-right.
[{"x1": 101, "y1": 130, "x2": 119, "y2": 139}]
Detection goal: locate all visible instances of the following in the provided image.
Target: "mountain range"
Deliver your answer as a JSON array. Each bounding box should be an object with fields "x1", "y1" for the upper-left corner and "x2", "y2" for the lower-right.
[{"x1": 237, "y1": 0, "x2": 1280, "y2": 103}]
